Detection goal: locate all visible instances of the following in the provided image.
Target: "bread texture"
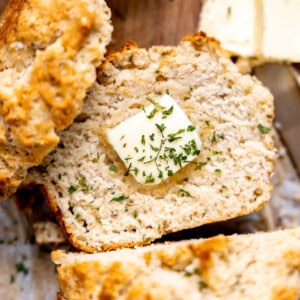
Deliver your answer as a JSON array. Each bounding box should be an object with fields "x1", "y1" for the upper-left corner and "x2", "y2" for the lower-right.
[
  {"x1": 23, "y1": 32, "x2": 275, "y2": 252},
  {"x1": 52, "y1": 228, "x2": 300, "y2": 300},
  {"x1": 0, "y1": 0, "x2": 112, "y2": 199}
]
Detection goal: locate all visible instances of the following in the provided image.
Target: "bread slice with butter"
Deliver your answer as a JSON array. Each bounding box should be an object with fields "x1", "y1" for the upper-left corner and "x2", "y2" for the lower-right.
[
  {"x1": 21, "y1": 32, "x2": 275, "y2": 252},
  {"x1": 0, "y1": 0, "x2": 112, "y2": 200},
  {"x1": 52, "y1": 228, "x2": 300, "y2": 299}
]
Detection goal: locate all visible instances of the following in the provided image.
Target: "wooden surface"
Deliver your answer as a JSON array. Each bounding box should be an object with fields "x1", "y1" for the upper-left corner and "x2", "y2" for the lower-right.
[{"x1": 107, "y1": 0, "x2": 202, "y2": 49}]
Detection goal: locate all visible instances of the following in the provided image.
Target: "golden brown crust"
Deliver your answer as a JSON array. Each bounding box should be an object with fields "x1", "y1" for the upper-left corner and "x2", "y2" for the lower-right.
[{"x1": 0, "y1": 0, "x2": 112, "y2": 199}]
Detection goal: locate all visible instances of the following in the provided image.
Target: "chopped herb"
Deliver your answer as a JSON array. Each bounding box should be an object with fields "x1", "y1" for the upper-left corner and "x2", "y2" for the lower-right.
[
  {"x1": 133, "y1": 210, "x2": 138, "y2": 218},
  {"x1": 10, "y1": 274, "x2": 15, "y2": 284},
  {"x1": 155, "y1": 70, "x2": 160, "y2": 74},
  {"x1": 141, "y1": 135, "x2": 146, "y2": 145},
  {"x1": 75, "y1": 213, "x2": 80, "y2": 219},
  {"x1": 155, "y1": 123, "x2": 166, "y2": 135},
  {"x1": 122, "y1": 143, "x2": 127, "y2": 148},
  {"x1": 207, "y1": 157, "x2": 211, "y2": 161},
  {"x1": 146, "y1": 97, "x2": 165, "y2": 110},
  {"x1": 189, "y1": 86, "x2": 193, "y2": 91},
  {"x1": 212, "y1": 150, "x2": 219, "y2": 155},
  {"x1": 125, "y1": 156, "x2": 132, "y2": 161},
  {"x1": 145, "y1": 174, "x2": 155, "y2": 184},
  {"x1": 138, "y1": 156, "x2": 146, "y2": 162},
  {"x1": 145, "y1": 237, "x2": 152, "y2": 242},
  {"x1": 227, "y1": 83, "x2": 232, "y2": 89},
  {"x1": 97, "y1": 152, "x2": 100, "y2": 159},
  {"x1": 187, "y1": 125, "x2": 196, "y2": 132},
  {"x1": 78, "y1": 178, "x2": 90, "y2": 192},
  {"x1": 214, "y1": 169, "x2": 222, "y2": 175},
  {"x1": 167, "y1": 170, "x2": 173, "y2": 177},
  {"x1": 120, "y1": 135, "x2": 125, "y2": 140},
  {"x1": 110, "y1": 195, "x2": 128, "y2": 202},
  {"x1": 147, "y1": 108, "x2": 158, "y2": 119},
  {"x1": 109, "y1": 164, "x2": 118, "y2": 172},
  {"x1": 222, "y1": 185, "x2": 228, "y2": 189},
  {"x1": 15, "y1": 262, "x2": 28, "y2": 275},
  {"x1": 205, "y1": 120, "x2": 210, "y2": 126},
  {"x1": 202, "y1": 210, "x2": 207, "y2": 217},
  {"x1": 58, "y1": 174, "x2": 62, "y2": 180},
  {"x1": 258, "y1": 124, "x2": 271, "y2": 134},
  {"x1": 184, "y1": 271, "x2": 193, "y2": 277},
  {"x1": 196, "y1": 161, "x2": 206, "y2": 170},
  {"x1": 134, "y1": 147, "x2": 139, "y2": 153},
  {"x1": 68, "y1": 185, "x2": 77, "y2": 194},
  {"x1": 162, "y1": 106, "x2": 174, "y2": 119},
  {"x1": 133, "y1": 167, "x2": 139, "y2": 176},
  {"x1": 165, "y1": 89, "x2": 170, "y2": 95},
  {"x1": 211, "y1": 131, "x2": 217, "y2": 143},
  {"x1": 177, "y1": 189, "x2": 193, "y2": 197},
  {"x1": 149, "y1": 133, "x2": 155, "y2": 141},
  {"x1": 150, "y1": 144, "x2": 159, "y2": 152},
  {"x1": 199, "y1": 281, "x2": 208, "y2": 290},
  {"x1": 158, "y1": 170, "x2": 163, "y2": 179},
  {"x1": 167, "y1": 129, "x2": 185, "y2": 142}
]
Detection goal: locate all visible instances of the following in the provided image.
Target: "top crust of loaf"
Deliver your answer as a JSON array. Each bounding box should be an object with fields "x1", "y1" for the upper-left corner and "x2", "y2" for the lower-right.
[
  {"x1": 52, "y1": 229, "x2": 300, "y2": 300},
  {"x1": 23, "y1": 32, "x2": 275, "y2": 252},
  {"x1": 0, "y1": 0, "x2": 112, "y2": 199}
]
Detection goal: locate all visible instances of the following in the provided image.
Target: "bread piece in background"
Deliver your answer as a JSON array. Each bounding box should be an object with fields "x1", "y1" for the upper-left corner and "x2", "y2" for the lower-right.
[
  {"x1": 0, "y1": 0, "x2": 113, "y2": 200},
  {"x1": 52, "y1": 228, "x2": 300, "y2": 300},
  {"x1": 19, "y1": 32, "x2": 275, "y2": 252}
]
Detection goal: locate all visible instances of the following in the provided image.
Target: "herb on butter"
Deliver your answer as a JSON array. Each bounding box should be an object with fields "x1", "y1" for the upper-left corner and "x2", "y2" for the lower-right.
[
  {"x1": 187, "y1": 125, "x2": 196, "y2": 132},
  {"x1": 141, "y1": 135, "x2": 146, "y2": 145}
]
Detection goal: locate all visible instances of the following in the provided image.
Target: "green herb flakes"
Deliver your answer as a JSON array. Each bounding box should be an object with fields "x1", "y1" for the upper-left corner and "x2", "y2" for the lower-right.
[
  {"x1": 258, "y1": 124, "x2": 271, "y2": 134},
  {"x1": 187, "y1": 125, "x2": 196, "y2": 132},
  {"x1": 15, "y1": 262, "x2": 28, "y2": 275},
  {"x1": 133, "y1": 210, "x2": 138, "y2": 218},
  {"x1": 214, "y1": 169, "x2": 222, "y2": 175},
  {"x1": 177, "y1": 189, "x2": 193, "y2": 197},
  {"x1": 110, "y1": 195, "x2": 128, "y2": 202},
  {"x1": 68, "y1": 185, "x2": 77, "y2": 194},
  {"x1": 141, "y1": 135, "x2": 146, "y2": 145},
  {"x1": 199, "y1": 281, "x2": 208, "y2": 290}
]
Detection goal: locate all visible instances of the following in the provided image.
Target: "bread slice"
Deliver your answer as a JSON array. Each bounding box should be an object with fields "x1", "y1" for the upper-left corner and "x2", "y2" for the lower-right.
[
  {"x1": 0, "y1": 0, "x2": 112, "y2": 199},
  {"x1": 22, "y1": 32, "x2": 275, "y2": 252},
  {"x1": 52, "y1": 228, "x2": 300, "y2": 300}
]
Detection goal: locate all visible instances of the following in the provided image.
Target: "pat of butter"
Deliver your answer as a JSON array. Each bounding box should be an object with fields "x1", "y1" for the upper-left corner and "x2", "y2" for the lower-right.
[
  {"x1": 199, "y1": 0, "x2": 300, "y2": 62},
  {"x1": 262, "y1": 0, "x2": 300, "y2": 61},
  {"x1": 107, "y1": 95, "x2": 201, "y2": 185},
  {"x1": 199, "y1": 0, "x2": 258, "y2": 57}
]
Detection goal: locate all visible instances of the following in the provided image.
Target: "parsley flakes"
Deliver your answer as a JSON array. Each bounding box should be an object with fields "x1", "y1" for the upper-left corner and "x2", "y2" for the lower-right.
[{"x1": 258, "y1": 124, "x2": 271, "y2": 134}]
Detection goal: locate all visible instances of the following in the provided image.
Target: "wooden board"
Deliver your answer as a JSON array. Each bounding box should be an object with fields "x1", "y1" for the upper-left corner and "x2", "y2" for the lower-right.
[{"x1": 107, "y1": 0, "x2": 202, "y2": 49}]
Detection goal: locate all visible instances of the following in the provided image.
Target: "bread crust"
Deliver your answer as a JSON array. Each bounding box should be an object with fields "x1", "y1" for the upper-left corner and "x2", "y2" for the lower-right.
[
  {"x1": 52, "y1": 229, "x2": 300, "y2": 300},
  {"x1": 0, "y1": 0, "x2": 112, "y2": 199}
]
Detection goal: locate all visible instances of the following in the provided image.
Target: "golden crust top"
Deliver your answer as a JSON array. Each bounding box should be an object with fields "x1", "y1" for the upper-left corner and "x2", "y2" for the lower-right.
[{"x1": 0, "y1": 0, "x2": 112, "y2": 199}]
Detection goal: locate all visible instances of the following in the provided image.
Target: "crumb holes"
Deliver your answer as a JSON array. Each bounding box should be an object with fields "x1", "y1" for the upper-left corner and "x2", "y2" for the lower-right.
[{"x1": 74, "y1": 113, "x2": 89, "y2": 123}]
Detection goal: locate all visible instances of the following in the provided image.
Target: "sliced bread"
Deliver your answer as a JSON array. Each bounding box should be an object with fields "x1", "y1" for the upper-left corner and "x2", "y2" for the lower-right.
[
  {"x1": 52, "y1": 228, "x2": 300, "y2": 300},
  {"x1": 0, "y1": 0, "x2": 112, "y2": 199},
  {"x1": 22, "y1": 32, "x2": 275, "y2": 252}
]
